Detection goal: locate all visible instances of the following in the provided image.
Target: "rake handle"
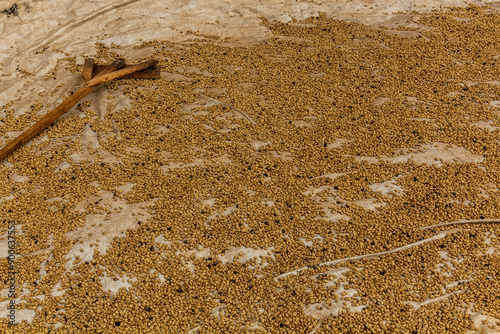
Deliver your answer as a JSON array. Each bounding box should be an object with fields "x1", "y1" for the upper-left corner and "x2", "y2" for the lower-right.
[{"x1": 0, "y1": 59, "x2": 127, "y2": 162}]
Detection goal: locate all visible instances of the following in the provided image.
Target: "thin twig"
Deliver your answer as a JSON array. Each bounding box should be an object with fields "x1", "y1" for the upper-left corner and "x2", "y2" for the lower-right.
[
  {"x1": 275, "y1": 228, "x2": 463, "y2": 280},
  {"x1": 200, "y1": 94, "x2": 257, "y2": 125},
  {"x1": 420, "y1": 219, "x2": 500, "y2": 230}
]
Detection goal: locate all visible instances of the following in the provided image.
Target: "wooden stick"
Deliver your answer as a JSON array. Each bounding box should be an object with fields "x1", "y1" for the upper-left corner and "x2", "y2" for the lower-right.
[
  {"x1": 82, "y1": 58, "x2": 95, "y2": 83},
  {"x1": 86, "y1": 59, "x2": 158, "y2": 87},
  {"x1": 0, "y1": 59, "x2": 128, "y2": 162}
]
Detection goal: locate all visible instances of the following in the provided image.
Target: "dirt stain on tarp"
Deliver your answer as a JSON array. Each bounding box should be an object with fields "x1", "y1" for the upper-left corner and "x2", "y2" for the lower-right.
[{"x1": 1, "y1": 3, "x2": 18, "y2": 17}]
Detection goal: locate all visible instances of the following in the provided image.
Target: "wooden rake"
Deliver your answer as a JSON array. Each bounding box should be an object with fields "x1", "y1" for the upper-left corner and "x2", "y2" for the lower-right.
[{"x1": 0, "y1": 58, "x2": 160, "y2": 161}]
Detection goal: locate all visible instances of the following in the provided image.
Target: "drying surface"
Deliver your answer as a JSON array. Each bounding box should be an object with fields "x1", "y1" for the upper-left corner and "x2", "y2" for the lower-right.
[{"x1": 1, "y1": 1, "x2": 500, "y2": 333}]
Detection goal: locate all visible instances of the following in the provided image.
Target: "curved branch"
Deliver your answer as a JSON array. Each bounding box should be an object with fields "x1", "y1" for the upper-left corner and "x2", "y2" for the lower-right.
[
  {"x1": 275, "y1": 228, "x2": 463, "y2": 280},
  {"x1": 420, "y1": 219, "x2": 500, "y2": 230}
]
